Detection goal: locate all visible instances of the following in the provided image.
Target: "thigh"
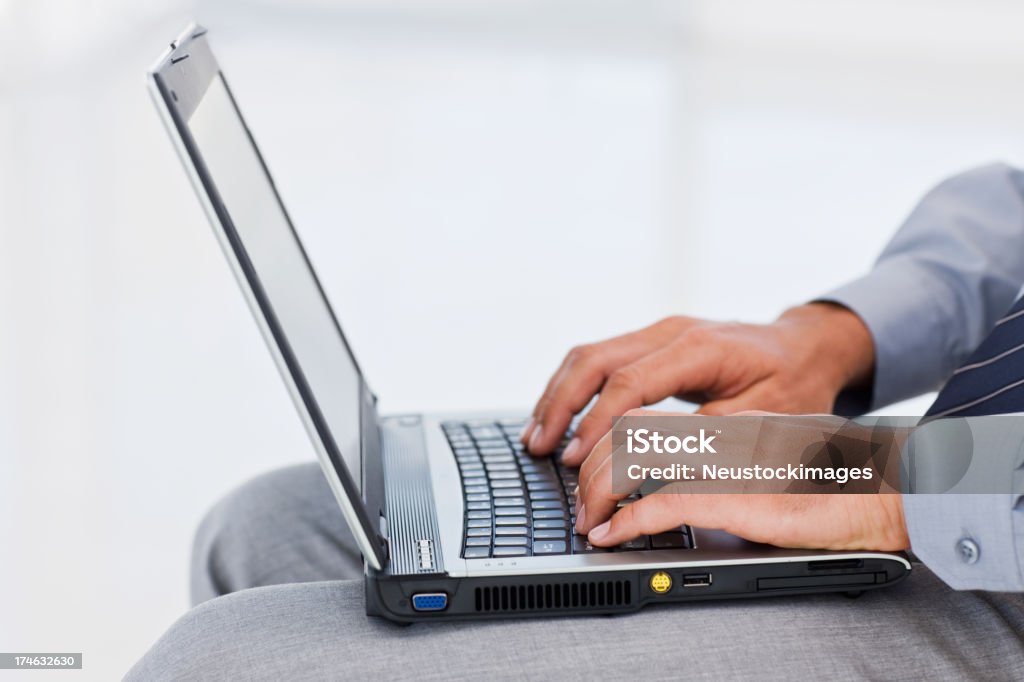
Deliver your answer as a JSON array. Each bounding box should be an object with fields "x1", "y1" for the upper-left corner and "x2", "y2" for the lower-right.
[
  {"x1": 131, "y1": 566, "x2": 1024, "y2": 681},
  {"x1": 192, "y1": 462, "x2": 362, "y2": 604}
]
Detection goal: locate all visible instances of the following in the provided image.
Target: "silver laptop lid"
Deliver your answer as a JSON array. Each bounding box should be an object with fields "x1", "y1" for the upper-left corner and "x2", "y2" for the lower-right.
[{"x1": 147, "y1": 24, "x2": 388, "y2": 569}]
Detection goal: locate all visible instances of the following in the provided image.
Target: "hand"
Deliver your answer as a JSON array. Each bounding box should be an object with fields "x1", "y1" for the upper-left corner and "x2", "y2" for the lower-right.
[
  {"x1": 574, "y1": 410, "x2": 910, "y2": 551},
  {"x1": 522, "y1": 303, "x2": 875, "y2": 466},
  {"x1": 585, "y1": 490, "x2": 910, "y2": 552}
]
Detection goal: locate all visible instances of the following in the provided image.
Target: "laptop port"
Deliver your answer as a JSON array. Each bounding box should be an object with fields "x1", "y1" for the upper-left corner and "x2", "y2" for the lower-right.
[
  {"x1": 682, "y1": 573, "x2": 712, "y2": 587},
  {"x1": 649, "y1": 571, "x2": 673, "y2": 594},
  {"x1": 411, "y1": 593, "x2": 449, "y2": 611}
]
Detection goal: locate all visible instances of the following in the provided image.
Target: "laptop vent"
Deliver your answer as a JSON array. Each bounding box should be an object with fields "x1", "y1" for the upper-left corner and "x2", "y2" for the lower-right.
[{"x1": 473, "y1": 580, "x2": 632, "y2": 613}]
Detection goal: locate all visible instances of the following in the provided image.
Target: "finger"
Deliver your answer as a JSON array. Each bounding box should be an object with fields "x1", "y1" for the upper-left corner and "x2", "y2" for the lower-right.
[
  {"x1": 575, "y1": 409, "x2": 685, "y2": 533},
  {"x1": 563, "y1": 335, "x2": 726, "y2": 466},
  {"x1": 586, "y1": 494, "x2": 694, "y2": 546},
  {"x1": 587, "y1": 493, "x2": 754, "y2": 547},
  {"x1": 573, "y1": 427, "x2": 632, "y2": 534},
  {"x1": 526, "y1": 318, "x2": 693, "y2": 455}
]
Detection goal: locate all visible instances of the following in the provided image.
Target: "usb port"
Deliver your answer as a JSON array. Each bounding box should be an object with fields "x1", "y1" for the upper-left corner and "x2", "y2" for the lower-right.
[{"x1": 682, "y1": 573, "x2": 712, "y2": 587}]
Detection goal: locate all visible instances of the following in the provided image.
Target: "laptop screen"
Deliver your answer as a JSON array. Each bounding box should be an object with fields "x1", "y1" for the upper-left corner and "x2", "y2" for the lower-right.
[{"x1": 187, "y1": 74, "x2": 364, "y2": 490}]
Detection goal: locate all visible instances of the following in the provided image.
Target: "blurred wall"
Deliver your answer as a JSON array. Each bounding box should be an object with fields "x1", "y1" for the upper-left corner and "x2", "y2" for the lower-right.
[{"x1": 2, "y1": 1, "x2": 1023, "y2": 678}]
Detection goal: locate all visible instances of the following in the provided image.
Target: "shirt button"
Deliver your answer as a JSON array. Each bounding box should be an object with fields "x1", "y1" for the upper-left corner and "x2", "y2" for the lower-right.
[{"x1": 956, "y1": 538, "x2": 980, "y2": 565}]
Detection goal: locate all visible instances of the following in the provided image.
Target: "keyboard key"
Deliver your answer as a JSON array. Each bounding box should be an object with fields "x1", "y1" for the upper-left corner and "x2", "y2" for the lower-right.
[
  {"x1": 493, "y1": 547, "x2": 530, "y2": 557},
  {"x1": 534, "y1": 519, "x2": 567, "y2": 530},
  {"x1": 467, "y1": 528, "x2": 491, "y2": 537},
  {"x1": 467, "y1": 511, "x2": 491, "y2": 520},
  {"x1": 464, "y1": 547, "x2": 490, "y2": 559},
  {"x1": 527, "y1": 481, "x2": 559, "y2": 492},
  {"x1": 651, "y1": 533, "x2": 687, "y2": 549},
  {"x1": 465, "y1": 537, "x2": 490, "y2": 547},
  {"x1": 495, "y1": 516, "x2": 528, "y2": 526},
  {"x1": 494, "y1": 507, "x2": 527, "y2": 516},
  {"x1": 494, "y1": 497, "x2": 526, "y2": 507},
  {"x1": 484, "y1": 462, "x2": 517, "y2": 472},
  {"x1": 479, "y1": 446, "x2": 513, "y2": 456},
  {"x1": 572, "y1": 536, "x2": 611, "y2": 553},
  {"x1": 533, "y1": 529, "x2": 566, "y2": 540},
  {"x1": 531, "y1": 500, "x2": 563, "y2": 510},
  {"x1": 467, "y1": 519, "x2": 492, "y2": 528},
  {"x1": 617, "y1": 537, "x2": 649, "y2": 551},
  {"x1": 466, "y1": 502, "x2": 490, "y2": 511},
  {"x1": 493, "y1": 488, "x2": 524, "y2": 498},
  {"x1": 524, "y1": 472, "x2": 558, "y2": 483},
  {"x1": 470, "y1": 426, "x2": 504, "y2": 440},
  {"x1": 532, "y1": 509, "x2": 567, "y2": 519},
  {"x1": 533, "y1": 540, "x2": 567, "y2": 555},
  {"x1": 491, "y1": 479, "x2": 523, "y2": 489},
  {"x1": 494, "y1": 536, "x2": 529, "y2": 547},
  {"x1": 465, "y1": 485, "x2": 489, "y2": 495},
  {"x1": 466, "y1": 494, "x2": 490, "y2": 502},
  {"x1": 488, "y1": 471, "x2": 521, "y2": 480},
  {"x1": 530, "y1": 491, "x2": 562, "y2": 501},
  {"x1": 495, "y1": 527, "x2": 528, "y2": 537}
]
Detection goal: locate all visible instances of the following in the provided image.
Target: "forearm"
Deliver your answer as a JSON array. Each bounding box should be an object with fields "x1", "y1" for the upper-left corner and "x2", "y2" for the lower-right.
[{"x1": 821, "y1": 163, "x2": 1024, "y2": 411}]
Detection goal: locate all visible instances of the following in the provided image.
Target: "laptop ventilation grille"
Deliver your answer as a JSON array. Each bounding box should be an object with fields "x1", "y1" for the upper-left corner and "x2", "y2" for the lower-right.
[
  {"x1": 382, "y1": 418, "x2": 444, "y2": 574},
  {"x1": 473, "y1": 580, "x2": 632, "y2": 613}
]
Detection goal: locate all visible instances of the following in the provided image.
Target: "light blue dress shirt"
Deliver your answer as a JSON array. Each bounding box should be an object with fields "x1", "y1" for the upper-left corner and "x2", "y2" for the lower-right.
[{"x1": 823, "y1": 163, "x2": 1024, "y2": 591}]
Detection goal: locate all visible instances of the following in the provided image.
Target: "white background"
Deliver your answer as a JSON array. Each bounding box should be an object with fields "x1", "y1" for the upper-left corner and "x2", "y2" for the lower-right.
[{"x1": 2, "y1": 1, "x2": 1024, "y2": 678}]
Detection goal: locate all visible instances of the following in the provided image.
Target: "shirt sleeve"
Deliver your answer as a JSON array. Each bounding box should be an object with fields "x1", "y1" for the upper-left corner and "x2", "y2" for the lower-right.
[
  {"x1": 903, "y1": 494, "x2": 1024, "y2": 591},
  {"x1": 819, "y1": 164, "x2": 1024, "y2": 591},
  {"x1": 900, "y1": 416, "x2": 1024, "y2": 591},
  {"x1": 820, "y1": 163, "x2": 1024, "y2": 412}
]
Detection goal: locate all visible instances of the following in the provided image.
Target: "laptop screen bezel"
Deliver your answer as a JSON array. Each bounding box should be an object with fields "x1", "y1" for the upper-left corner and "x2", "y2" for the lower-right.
[{"x1": 147, "y1": 24, "x2": 388, "y2": 570}]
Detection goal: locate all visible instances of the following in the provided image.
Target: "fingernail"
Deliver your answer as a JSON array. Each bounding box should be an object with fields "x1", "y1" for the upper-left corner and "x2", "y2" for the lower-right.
[
  {"x1": 575, "y1": 504, "x2": 587, "y2": 534},
  {"x1": 520, "y1": 417, "x2": 536, "y2": 443},
  {"x1": 561, "y1": 437, "x2": 581, "y2": 463},
  {"x1": 528, "y1": 424, "x2": 543, "y2": 452},
  {"x1": 572, "y1": 485, "x2": 579, "y2": 497},
  {"x1": 588, "y1": 520, "x2": 611, "y2": 543}
]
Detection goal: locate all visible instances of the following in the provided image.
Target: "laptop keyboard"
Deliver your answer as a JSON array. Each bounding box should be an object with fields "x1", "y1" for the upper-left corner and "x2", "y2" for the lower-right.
[{"x1": 442, "y1": 419, "x2": 695, "y2": 559}]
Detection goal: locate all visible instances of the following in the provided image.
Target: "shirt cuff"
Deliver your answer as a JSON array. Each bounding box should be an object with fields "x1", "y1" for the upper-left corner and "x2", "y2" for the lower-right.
[
  {"x1": 818, "y1": 259, "x2": 957, "y2": 411},
  {"x1": 903, "y1": 494, "x2": 1024, "y2": 591}
]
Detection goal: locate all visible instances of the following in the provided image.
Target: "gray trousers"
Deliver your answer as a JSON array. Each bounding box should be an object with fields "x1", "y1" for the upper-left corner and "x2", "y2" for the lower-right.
[{"x1": 126, "y1": 463, "x2": 1024, "y2": 681}]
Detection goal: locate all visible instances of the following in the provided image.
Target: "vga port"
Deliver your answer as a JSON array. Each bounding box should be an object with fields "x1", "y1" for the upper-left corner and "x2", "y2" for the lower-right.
[{"x1": 411, "y1": 592, "x2": 449, "y2": 611}]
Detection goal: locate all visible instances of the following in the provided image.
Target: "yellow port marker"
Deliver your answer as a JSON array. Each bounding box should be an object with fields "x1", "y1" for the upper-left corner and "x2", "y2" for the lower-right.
[{"x1": 650, "y1": 571, "x2": 672, "y2": 594}]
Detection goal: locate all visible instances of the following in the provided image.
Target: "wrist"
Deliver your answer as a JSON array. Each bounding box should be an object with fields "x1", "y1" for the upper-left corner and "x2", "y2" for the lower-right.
[
  {"x1": 880, "y1": 493, "x2": 911, "y2": 551},
  {"x1": 776, "y1": 302, "x2": 876, "y2": 395}
]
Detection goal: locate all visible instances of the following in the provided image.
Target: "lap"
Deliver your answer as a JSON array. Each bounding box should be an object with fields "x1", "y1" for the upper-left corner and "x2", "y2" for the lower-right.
[
  {"x1": 191, "y1": 462, "x2": 362, "y2": 604},
  {"x1": 130, "y1": 565, "x2": 1024, "y2": 681}
]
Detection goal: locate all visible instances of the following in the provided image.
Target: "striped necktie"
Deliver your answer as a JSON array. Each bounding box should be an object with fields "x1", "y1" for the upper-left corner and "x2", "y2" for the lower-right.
[{"x1": 925, "y1": 295, "x2": 1024, "y2": 418}]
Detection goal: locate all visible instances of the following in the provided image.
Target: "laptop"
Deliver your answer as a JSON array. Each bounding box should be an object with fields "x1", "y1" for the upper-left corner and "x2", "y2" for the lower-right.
[{"x1": 148, "y1": 24, "x2": 910, "y2": 621}]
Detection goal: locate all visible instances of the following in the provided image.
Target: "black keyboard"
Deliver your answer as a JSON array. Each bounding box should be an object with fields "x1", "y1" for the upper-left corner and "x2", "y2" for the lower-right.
[{"x1": 442, "y1": 418, "x2": 695, "y2": 559}]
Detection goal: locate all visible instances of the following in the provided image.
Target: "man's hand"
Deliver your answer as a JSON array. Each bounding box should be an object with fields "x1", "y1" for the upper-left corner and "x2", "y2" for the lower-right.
[
  {"x1": 584, "y1": 489, "x2": 910, "y2": 552},
  {"x1": 573, "y1": 411, "x2": 910, "y2": 552},
  {"x1": 522, "y1": 303, "x2": 875, "y2": 466}
]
